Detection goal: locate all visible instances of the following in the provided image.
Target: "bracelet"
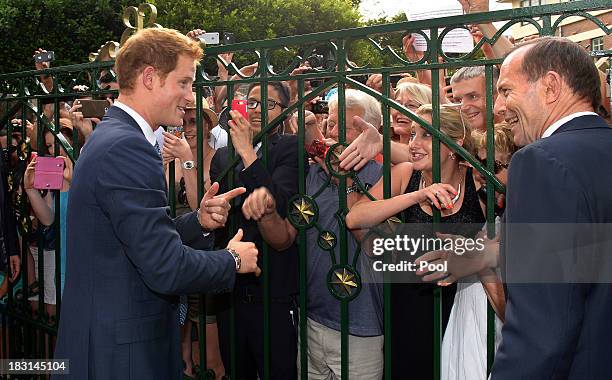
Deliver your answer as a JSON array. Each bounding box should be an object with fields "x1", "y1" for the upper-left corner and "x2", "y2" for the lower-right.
[
  {"x1": 227, "y1": 247, "x2": 241, "y2": 271},
  {"x1": 346, "y1": 182, "x2": 372, "y2": 195}
]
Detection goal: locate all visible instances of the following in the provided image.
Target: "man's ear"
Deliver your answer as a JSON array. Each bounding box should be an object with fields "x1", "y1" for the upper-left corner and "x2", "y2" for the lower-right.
[
  {"x1": 540, "y1": 70, "x2": 562, "y2": 104},
  {"x1": 141, "y1": 66, "x2": 156, "y2": 91}
]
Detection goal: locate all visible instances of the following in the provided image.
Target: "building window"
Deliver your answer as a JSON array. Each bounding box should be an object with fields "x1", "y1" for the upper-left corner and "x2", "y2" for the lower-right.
[
  {"x1": 520, "y1": 0, "x2": 542, "y2": 25},
  {"x1": 592, "y1": 37, "x2": 604, "y2": 52},
  {"x1": 520, "y1": 0, "x2": 542, "y2": 7}
]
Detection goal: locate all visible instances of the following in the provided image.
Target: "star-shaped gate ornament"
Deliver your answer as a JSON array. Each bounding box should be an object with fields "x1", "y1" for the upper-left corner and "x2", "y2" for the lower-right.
[
  {"x1": 331, "y1": 268, "x2": 358, "y2": 296},
  {"x1": 292, "y1": 198, "x2": 315, "y2": 224},
  {"x1": 325, "y1": 143, "x2": 350, "y2": 177},
  {"x1": 287, "y1": 195, "x2": 318, "y2": 229},
  {"x1": 318, "y1": 231, "x2": 336, "y2": 250}
]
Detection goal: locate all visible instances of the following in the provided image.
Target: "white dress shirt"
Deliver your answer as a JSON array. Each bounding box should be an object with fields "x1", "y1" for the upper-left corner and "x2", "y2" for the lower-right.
[
  {"x1": 114, "y1": 100, "x2": 157, "y2": 146},
  {"x1": 540, "y1": 111, "x2": 598, "y2": 139}
]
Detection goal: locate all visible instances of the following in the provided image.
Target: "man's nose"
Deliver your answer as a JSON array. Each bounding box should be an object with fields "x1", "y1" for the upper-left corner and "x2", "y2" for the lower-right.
[{"x1": 493, "y1": 94, "x2": 505, "y2": 117}]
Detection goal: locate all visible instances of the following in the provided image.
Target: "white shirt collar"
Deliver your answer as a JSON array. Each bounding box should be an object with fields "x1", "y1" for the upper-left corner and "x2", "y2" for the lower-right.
[
  {"x1": 541, "y1": 112, "x2": 598, "y2": 139},
  {"x1": 114, "y1": 100, "x2": 157, "y2": 146}
]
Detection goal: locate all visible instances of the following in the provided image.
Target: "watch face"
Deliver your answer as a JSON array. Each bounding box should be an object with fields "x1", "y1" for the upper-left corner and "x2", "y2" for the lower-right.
[{"x1": 183, "y1": 161, "x2": 195, "y2": 169}]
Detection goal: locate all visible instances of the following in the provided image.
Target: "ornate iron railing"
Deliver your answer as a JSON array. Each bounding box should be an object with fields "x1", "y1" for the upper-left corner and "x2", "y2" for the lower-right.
[{"x1": 0, "y1": 1, "x2": 610, "y2": 379}]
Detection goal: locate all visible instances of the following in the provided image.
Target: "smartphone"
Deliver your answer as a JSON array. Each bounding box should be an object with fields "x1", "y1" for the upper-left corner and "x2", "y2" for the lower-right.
[
  {"x1": 231, "y1": 99, "x2": 249, "y2": 120},
  {"x1": 34, "y1": 51, "x2": 55, "y2": 63},
  {"x1": 80, "y1": 99, "x2": 109, "y2": 119},
  {"x1": 34, "y1": 156, "x2": 65, "y2": 190},
  {"x1": 222, "y1": 32, "x2": 235, "y2": 44},
  {"x1": 166, "y1": 126, "x2": 183, "y2": 137},
  {"x1": 198, "y1": 32, "x2": 220, "y2": 45}
]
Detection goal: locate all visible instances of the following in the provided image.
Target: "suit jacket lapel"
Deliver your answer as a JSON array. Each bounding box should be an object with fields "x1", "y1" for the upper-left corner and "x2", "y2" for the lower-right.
[{"x1": 105, "y1": 106, "x2": 146, "y2": 136}]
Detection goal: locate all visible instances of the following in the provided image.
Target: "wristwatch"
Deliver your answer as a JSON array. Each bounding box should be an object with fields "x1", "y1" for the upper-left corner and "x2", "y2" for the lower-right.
[
  {"x1": 227, "y1": 248, "x2": 241, "y2": 271},
  {"x1": 182, "y1": 160, "x2": 195, "y2": 170}
]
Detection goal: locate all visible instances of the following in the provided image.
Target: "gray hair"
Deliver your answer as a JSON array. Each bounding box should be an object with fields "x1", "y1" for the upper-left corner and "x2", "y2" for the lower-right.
[
  {"x1": 328, "y1": 89, "x2": 382, "y2": 128},
  {"x1": 450, "y1": 66, "x2": 499, "y2": 88}
]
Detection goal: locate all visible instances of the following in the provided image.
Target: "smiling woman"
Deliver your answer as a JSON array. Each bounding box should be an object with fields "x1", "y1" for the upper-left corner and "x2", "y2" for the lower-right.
[
  {"x1": 346, "y1": 104, "x2": 486, "y2": 379},
  {"x1": 392, "y1": 82, "x2": 432, "y2": 144}
]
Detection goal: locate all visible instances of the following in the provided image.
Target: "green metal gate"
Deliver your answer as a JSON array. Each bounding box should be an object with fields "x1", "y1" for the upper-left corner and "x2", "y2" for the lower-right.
[{"x1": 0, "y1": 1, "x2": 610, "y2": 379}]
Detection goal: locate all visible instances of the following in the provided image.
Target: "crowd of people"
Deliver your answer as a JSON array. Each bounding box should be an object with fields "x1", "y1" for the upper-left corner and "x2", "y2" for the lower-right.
[{"x1": 0, "y1": 0, "x2": 610, "y2": 379}]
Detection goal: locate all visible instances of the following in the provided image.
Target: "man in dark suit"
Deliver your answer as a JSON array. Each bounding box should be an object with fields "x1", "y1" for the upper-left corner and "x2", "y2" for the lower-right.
[
  {"x1": 491, "y1": 37, "x2": 612, "y2": 379},
  {"x1": 210, "y1": 81, "x2": 300, "y2": 379},
  {"x1": 53, "y1": 28, "x2": 260, "y2": 379}
]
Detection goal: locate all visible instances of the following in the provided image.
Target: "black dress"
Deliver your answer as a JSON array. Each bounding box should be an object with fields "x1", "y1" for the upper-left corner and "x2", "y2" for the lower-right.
[{"x1": 390, "y1": 168, "x2": 485, "y2": 379}]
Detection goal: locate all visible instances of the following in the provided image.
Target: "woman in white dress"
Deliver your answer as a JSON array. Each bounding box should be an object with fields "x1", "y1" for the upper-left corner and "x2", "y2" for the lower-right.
[{"x1": 417, "y1": 124, "x2": 517, "y2": 379}]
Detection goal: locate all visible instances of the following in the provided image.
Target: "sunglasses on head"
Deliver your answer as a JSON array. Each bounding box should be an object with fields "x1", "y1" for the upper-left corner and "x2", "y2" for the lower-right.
[{"x1": 477, "y1": 157, "x2": 509, "y2": 174}]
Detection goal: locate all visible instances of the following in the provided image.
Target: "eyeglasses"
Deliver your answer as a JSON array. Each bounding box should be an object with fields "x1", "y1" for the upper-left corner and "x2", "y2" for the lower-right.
[
  {"x1": 477, "y1": 157, "x2": 509, "y2": 174},
  {"x1": 247, "y1": 98, "x2": 285, "y2": 110},
  {"x1": 97, "y1": 70, "x2": 116, "y2": 88}
]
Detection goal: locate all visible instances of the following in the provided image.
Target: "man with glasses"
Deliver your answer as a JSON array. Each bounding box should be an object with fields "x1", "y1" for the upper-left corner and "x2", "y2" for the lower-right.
[{"x1": 210, "y1": 81, "x2": 302, "y2": 379}]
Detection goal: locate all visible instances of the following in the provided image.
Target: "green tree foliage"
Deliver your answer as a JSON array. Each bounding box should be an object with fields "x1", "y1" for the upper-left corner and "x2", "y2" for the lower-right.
[
  {"x1": 0, "y1": 0, "x2": 366, "y2": 74},
  {"x1": 0, "y1": 0, "x2": 135, "y2": 73}
]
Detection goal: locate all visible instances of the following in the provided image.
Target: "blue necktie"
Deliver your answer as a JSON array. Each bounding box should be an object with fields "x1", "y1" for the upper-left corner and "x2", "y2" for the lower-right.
[{"x1": 154, "y1": 140, "x2": 162, "y2": 157}]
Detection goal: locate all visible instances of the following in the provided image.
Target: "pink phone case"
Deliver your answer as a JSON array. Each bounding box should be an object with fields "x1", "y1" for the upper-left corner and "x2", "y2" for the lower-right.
[
  {"x1": 231, "y1": 99, "x2": 249, "y2": 120},
  {"x1": 34, "y1": 156, "x2": 65, "y2": 190}
]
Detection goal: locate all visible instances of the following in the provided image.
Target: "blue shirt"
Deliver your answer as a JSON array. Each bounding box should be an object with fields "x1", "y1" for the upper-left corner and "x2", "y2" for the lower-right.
[{"x1": 305, "y1": 161, "x2": 383, "y2": 336}]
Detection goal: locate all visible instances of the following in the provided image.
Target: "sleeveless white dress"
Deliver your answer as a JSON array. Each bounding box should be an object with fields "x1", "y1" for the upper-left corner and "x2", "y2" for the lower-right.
[{"x1": 442, "y1": 218, "x2": 503, "y2": 380}]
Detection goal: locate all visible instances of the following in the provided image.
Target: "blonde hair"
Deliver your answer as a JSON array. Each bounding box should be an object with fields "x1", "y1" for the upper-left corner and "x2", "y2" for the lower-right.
[
  {"x1": 416, "y1": 104, "x2": 474, "y2": 160},
  {"x1": 394, "y1": 82, "x2": 432, "y2": 108},
  {"x1": 471, "y1": 123, "x2": 517, "y2": 157},
  {"x1": 115, "y1": 28, "x2": 203, "y2": 93}
]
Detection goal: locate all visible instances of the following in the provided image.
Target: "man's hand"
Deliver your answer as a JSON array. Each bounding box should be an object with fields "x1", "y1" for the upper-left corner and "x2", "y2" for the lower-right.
[
  {"x1": 415, "y1": 232, "x2": 496, "y2": 285},
  {"x1": 365, "y1": 74, "x2": 383, "y2": 93},
  {"x1": 288, "y1": 65, "x2": 313, "y2": 103},
  {"x1": 198, "y1": 182, "x2": 246, "y2": 230},
  {"x1": 242, "y1": 187, "x2": 276, "y2": 221},
  {"x1": 69, "y1": 100, "x2": 98, "y2": 140},
  {"x1": 402, "y1": 34, "x2": 424, "y2": 62},
  {"x1": 217, "y1": 52, "x2": 234, "y2": 81},
  {"x1": 458, "y1": 0, "x2": 489, "y2": 14},
  {"x1": 162, "y1": 131, "x2": 192, "y2": 164},
  {"x1": 24, "y1": 158, "x2": 36, "y2": 190},
  {"x1": 62, "y1": 156, "x2": 73, "y2": 191},
  {"x1": 9, "y1": 255, "x2": 20, "y2": 282},
  {"x1": 186, "y1": 29, "x2": 206, "y2": 41},
  {"x1": 338, "y1": 116, "x2": 382, "y2": 171},
  {"x1": 227, "y1": 229, "x2": 261, "y2": 276},
  {"x1": 228, "y1": 110, "x2": 256, "y2": 162}
]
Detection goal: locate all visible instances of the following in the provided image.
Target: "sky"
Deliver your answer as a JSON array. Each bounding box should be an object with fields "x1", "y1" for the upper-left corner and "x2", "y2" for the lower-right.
[{"x1": 359, "y1": 0, "x2": 512, "y2": 20}]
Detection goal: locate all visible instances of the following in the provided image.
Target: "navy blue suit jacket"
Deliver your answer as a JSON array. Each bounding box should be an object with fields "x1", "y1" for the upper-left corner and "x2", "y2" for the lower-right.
[
  {"x1": 53, "y1": 106, "x2": 236, "y2": 379},
  {"x1": 492, "y1": 115, "x2": 612, "y2": 379}
]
